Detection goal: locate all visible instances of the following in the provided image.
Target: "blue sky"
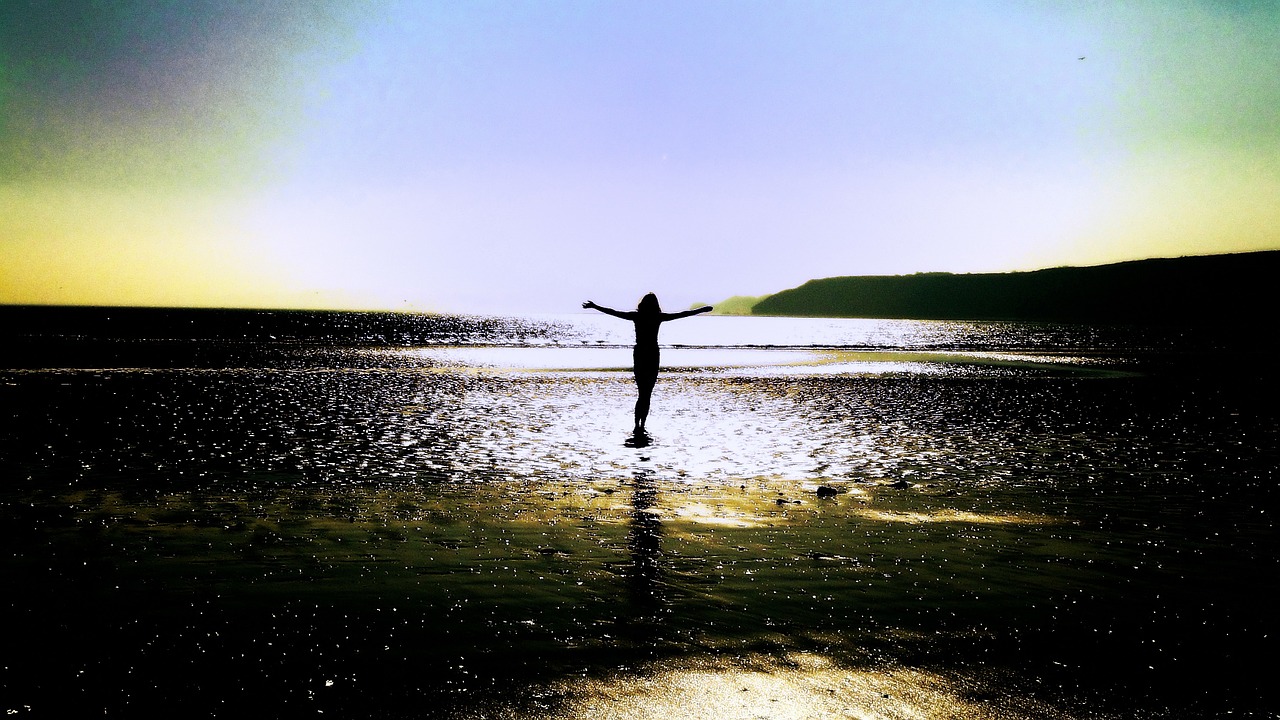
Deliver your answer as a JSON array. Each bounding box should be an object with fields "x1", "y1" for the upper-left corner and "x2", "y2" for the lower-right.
[{"x1": 3, "y1": 1, "x2": 1278, "y2": 312}]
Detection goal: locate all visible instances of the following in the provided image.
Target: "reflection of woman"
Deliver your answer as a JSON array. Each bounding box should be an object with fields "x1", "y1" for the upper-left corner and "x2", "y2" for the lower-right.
[
  {"x1": 582, "y1": 293, "x2": 713, "y2": 431},
  {"x1": 627, "y1": 469, "x2": 663, "y2": 619}
]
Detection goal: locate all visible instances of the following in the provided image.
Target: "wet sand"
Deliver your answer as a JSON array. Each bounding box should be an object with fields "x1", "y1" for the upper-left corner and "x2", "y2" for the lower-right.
[{"x1": 1, "y1": 349, "x2": 1276, "y2": 717}]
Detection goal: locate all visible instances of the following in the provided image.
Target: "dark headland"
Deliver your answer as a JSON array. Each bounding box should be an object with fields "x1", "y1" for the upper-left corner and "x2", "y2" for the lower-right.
[{"x1": 711, "y1": 250, "x2": 1280, "y2": 323}]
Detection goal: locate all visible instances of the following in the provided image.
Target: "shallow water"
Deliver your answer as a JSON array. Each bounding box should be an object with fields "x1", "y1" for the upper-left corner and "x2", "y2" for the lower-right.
[{"x1": 1, "y1": 310, "x2": 1277, "y2": 718}]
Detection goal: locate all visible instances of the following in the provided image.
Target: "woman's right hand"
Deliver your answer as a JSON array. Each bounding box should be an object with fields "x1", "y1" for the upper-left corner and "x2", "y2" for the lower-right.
[{"x1": 582, "y1": 301, "x2": 596, "y2": 309}]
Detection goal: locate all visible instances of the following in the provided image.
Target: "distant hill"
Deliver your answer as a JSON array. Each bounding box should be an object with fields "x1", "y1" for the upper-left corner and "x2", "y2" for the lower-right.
[
  {"x1": 700, "y1": 295, "x2": 765, "y2": 316},
  {"x1": 716, "y1": 251, "x2": 1280, "y2": 323}
]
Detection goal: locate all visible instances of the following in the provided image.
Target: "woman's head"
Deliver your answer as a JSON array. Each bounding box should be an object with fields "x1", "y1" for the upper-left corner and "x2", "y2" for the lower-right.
[{"x1": 637, "y1": 293, "x2": 661, "y2": 314}]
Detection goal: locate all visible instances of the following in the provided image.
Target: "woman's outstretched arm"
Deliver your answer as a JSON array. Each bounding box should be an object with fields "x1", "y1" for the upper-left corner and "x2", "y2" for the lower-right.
[
  {"x1": 582, "y1": 301, "x2": 636, "y2": 320},
  {"x1": 660, "y1": 305, "x2": 714, "y2": 321}
]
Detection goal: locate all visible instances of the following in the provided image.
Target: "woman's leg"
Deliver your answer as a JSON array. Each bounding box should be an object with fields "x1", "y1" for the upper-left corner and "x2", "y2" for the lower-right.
[
  {"x1": 634, "y1": 370, "x2": 656, "y2": 429},
  {"x1": 633, "y1": 347, "x2": 659, "y2": 430}
]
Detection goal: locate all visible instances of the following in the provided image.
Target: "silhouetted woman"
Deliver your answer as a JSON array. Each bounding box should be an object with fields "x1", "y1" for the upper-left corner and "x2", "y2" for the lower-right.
[{"x1": 583, "y1": 293, "x2": 713, "y2": 431}]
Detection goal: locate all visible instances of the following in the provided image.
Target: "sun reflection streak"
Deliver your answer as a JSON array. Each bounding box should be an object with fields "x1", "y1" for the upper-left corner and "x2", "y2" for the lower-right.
[
  {"x1": 851, "y1": 508, "x2": 1057, "y2": 525},
  {"x1": 532, "y1": 652, "x2": 1070, "y2": 720},
  {"x1": 668, "y1": 502, "x2": 767, "y2": 528},
  {"x1": 394, "y1": 346, "x2": 822, "y2": 371}
]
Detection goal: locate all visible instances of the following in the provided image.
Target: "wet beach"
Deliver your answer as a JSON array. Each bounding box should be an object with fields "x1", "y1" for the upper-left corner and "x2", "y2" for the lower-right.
[{"x1": 1, "y1": 309, "x2": 1277, "y2": 718}]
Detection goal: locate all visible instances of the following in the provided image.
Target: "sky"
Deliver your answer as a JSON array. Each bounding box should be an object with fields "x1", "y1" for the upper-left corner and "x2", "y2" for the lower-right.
[{"x1": 2, "y1": 0, "x2": 1278, "y2": 314}]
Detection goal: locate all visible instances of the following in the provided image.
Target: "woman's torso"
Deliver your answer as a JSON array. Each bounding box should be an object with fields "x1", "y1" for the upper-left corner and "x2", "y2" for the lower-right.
[{"x1": 633, "y1": 316, "x2": 661, "y2": 348}]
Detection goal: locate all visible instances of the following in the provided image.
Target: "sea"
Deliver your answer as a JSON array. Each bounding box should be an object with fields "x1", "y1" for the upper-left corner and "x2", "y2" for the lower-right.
[{"x1": 1, "y1": 305, "x2": 1276, "y2": 718}]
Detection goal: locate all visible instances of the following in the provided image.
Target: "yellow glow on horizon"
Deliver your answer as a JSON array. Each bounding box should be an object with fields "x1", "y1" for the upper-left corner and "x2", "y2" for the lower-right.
[
  {"x1": 0, "y1": 184, "x2": 338, "y2": 309},
  {"x1": 1085, "y1": 149, "x2": 1280, "y2": 266}
]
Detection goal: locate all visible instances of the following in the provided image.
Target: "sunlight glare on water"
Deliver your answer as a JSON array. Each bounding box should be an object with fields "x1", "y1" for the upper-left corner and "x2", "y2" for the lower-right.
[
  {"x1": 356, "y1": 340, "x2": 1120, "y2": 490},
  {"x1": 552, "y1": 313, "x2": 1061, "y2": 350}
]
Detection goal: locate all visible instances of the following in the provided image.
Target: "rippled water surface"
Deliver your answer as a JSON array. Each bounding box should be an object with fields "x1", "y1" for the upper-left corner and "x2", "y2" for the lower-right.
[{"x1": 1, "y1": 308, "x2": 1276, "y2": 718}]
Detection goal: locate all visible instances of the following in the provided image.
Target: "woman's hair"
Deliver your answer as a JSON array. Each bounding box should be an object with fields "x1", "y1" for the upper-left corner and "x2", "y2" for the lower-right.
[{"x1": 637, "y1": 293, "x2": 661, "y2": 313}]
